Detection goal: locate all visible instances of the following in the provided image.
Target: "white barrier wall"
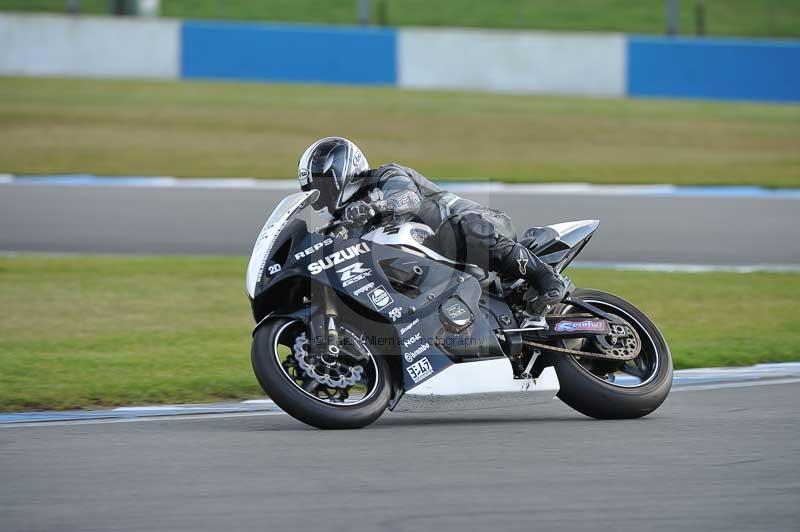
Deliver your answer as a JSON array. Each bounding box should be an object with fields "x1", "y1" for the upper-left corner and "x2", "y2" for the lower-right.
[
  {"x1": 399, "y1": 28, "x2": 626, "y2": 97},
  {"x1": 0, "y1": 14, "x2": 178, "y2": 79}
]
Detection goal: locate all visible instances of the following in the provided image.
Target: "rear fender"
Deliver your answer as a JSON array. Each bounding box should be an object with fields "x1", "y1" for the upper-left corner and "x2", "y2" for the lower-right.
[{"x1": 536, "y1": 220, "x2": 599, "y2": 272}]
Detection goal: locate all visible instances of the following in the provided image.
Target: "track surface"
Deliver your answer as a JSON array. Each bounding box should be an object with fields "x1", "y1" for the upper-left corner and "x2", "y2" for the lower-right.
[
  {"x1": 2, "y1": 382, "x2": 798, "y2": 532},
  {"x1": 2, "y1": 184, "x2": 799, "y2": 264}
]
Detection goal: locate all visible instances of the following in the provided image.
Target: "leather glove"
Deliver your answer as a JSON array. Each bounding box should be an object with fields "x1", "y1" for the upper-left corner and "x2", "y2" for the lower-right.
[{"x1": 342, "y1": 201, "x2": 376, "y2": 227}]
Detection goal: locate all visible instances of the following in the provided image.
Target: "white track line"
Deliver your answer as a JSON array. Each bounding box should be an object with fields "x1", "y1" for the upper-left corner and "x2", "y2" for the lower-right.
[
  {"x1": 3, "y1": 176, "x2": 800, "y2": 199},
  {"x1": 0, "y1": 410, "x2": 287, "y2": 429},
  {"x1": 2, "y1": 377, "x2": 798, "y2": 429},
  {"x1": 671, "y1": 378, "x2": 800, "y2": 392},
  {"x1": 1, "y1": 251, "x2": 796, "y2": 274},
  {"x1": 571, "y1": 262, "x2": 800, "y2": 273}
]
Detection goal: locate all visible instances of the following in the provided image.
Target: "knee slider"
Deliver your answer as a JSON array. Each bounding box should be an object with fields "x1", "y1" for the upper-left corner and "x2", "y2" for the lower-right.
[{"x1": 460, "y1": 213, "x2": 497, "y2": 247}]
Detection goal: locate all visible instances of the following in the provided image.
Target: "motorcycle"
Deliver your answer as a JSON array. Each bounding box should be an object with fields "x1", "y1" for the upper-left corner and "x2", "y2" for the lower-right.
[{"x1": 246, "y1": 190, "x2": 672, "y2": 429}]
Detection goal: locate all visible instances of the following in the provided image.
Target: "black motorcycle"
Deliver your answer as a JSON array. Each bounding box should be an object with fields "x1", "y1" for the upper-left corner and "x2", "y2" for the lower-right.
[{"x1": 247, "y1": 190, "x2": 672, "y2": 429}]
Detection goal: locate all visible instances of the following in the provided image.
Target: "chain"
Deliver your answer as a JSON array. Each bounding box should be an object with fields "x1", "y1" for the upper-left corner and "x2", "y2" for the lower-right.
[{"x1": 521, "y1": 339, "x2": 639, "y2": 361}]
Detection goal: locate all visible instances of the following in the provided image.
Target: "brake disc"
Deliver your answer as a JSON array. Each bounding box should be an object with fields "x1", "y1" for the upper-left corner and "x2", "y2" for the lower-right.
[
  {"x1": 292, "y1": 333, "x2": 365, "y2": 389},
  {"x1": 592, "y1": 321, "x2": 642, "y2": 360}
]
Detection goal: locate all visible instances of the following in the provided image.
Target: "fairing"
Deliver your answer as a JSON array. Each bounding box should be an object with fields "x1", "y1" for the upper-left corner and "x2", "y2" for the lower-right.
[{"x1": 246, "y1": 190, "x2": 318, "y2": 299}]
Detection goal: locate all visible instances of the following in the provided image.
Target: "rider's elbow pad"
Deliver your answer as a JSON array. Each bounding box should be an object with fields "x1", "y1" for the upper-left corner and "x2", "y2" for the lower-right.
[{"x1": 385, "y1": 191, "x2": 422, "y2": 215}]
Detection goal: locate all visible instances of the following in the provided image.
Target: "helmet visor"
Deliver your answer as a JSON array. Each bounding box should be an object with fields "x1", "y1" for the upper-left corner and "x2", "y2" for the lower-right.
[{"x1": 309, "y1": 143, "x2": 349, "y2": 213}]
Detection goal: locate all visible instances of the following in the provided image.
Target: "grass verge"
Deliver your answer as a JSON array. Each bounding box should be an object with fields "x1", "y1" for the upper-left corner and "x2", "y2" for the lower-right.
[
  {"x1": 1, "y1": 255, "x2": 798, "y2": 411},
  {"x1": 1, "y1": 77, "x2": 799, "y2": 187}
]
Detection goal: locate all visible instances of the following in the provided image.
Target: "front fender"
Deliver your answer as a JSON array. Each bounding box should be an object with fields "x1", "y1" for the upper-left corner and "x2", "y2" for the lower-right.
[{"x1": 252, "y1": 305, "x2": 319, "y2": 338}]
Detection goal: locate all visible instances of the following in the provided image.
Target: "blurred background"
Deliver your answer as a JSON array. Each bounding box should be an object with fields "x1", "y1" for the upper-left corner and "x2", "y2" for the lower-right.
[
  {"x1": 0, "y1": 1, "x2": 798, "y2": 411},
  {"x1": 2, "y1": 6, "x2": 799, "y2": 531},
  {"x1": 4, "y1": 0, "x2": 800, "y2": 36}
]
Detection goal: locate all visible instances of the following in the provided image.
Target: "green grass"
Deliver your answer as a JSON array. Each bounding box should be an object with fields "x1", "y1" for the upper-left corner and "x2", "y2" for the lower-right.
[
  {"x1": 1, "y1": 255, "x2": 798, "y2": 411},
  {"x1": 2, "y1": 77, "x2": 799, "y2": 187},
  {"x1": 3, "y1": 0, "x2": 800, "y2": 38}
]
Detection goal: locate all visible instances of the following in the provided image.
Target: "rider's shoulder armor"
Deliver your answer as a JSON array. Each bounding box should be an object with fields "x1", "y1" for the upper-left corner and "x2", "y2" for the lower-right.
[
  {"x1": 356, "y1": 164, "x2": 452, "y2": 229},
  {"x1": 370, "y1": 163, "x2": 445, "y2": 199}
]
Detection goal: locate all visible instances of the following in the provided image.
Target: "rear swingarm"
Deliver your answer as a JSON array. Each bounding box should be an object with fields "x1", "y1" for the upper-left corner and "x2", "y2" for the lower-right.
[
  {"x1": 560, "y1": 296, "x2": 624, "y2": 325},
  {"x1": 519, "y1": 296, "x2": 640, "y2": 362},
  {"x1": 521, "y1": 338, "x2": 638, "y2": 361}
]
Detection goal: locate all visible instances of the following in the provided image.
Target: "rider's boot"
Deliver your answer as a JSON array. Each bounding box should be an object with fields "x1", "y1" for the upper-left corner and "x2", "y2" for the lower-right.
[
  {"x1": 522, "y1": 273, "x2": 569, "y2": 329},
  {"x1": 505, "y1": 245, "x2": 569, "y2": 329}
]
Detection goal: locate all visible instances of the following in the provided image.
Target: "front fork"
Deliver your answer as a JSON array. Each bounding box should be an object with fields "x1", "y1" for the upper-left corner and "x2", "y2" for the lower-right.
[{"x1": 310, "y1": 285, "x2": 341, "y2": 365}]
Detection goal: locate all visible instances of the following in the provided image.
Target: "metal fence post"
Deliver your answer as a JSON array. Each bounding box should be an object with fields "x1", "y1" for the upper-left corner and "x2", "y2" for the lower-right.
[
  {"x1": 666, "y1": 0, "x2": 680, "y2": 35},
  {"x1": 694, "y1": 2, "x2": 706, "y2": 36},
  {"x1": 357, "y1": 0, "x2": 371, "y2": 25}
]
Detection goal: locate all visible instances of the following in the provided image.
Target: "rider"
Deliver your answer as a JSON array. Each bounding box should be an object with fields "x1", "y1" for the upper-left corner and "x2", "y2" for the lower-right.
[{"x1": 297, "y1": 136, "x2": 568, "y2": 327}]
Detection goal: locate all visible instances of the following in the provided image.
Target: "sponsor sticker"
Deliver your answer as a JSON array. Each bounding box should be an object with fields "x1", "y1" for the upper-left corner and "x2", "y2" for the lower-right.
[
  {"x1": 368, "y1": 285, "x2": 394, "y2": 311},
  {"x1": 307, "y1": 242, "x2": 370, "y2": 275},
  {"x1": 388, "y1": 307, "x2": 402, "y2": 322},
  {"x1": 337, "y1": 262, "x2": 372, "y2": 287},
  {"x1": 554, "y1": 320, "x2": 607, "y2": 333},
  {"x1": 403, "y1": 333, "x2": 422, "y2": 348},
  {"x1": 400, "y1": 318, "x2": 419, "y2": 335},
  {"x1": 404, "y1": 342, "x2": 429, "y2": 363},
  {"x1": 406, "y1": 357, "x2": 434, "y2": 383},
  {"x1": 298, "y1": 168, "x2": 311, "y2": 185},
  {"x1": 353, "y1": 282, "x2": 375, "y2": 296},
  {"x1": 294, "y1": 238, "x2": 333, "y2": 261}
]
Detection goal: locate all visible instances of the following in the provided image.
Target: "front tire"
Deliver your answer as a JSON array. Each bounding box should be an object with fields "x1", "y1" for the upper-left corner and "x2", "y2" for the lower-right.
[
  {"x1": 252, "y1": 318, "x2": 392, "y2": 429},
  {"x1": 553, "y1": 289, "x2": 673, "y2": 419}
]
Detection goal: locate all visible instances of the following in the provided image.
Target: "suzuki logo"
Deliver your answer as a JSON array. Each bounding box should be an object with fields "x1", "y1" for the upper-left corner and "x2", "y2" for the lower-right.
[
  {"x1": 336, "y1": 261, "x2": 372, "y2": 287},
  {"x1": 337, "y1": 262, "x2": 370, "y2": 281}
]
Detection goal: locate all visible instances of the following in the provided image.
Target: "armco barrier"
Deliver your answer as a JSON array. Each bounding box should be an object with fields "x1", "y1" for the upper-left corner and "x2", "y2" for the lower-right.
[
  {"x1": 181, "y1": 21, "x2": 396, "y2": 85},
  {"x1": 628, "y1": 36, "x2": 800, "y2": 102},
  {"x1": 0, "y1": 14, "x2": 798, "y2": 102}
]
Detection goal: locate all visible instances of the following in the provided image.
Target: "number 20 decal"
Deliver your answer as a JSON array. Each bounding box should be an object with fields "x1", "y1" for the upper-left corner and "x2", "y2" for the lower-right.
[{"x1": 268, "y1": 264, "x2": 281, "y2": 275}]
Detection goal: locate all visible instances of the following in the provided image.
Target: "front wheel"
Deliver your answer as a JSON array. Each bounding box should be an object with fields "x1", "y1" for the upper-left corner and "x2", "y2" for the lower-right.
[
  {"x1": 553, "y1": 289, "x2": 673, "y2": 419},
  {"x1": 252, "y1": 318, "x2": 391, "y2": 429}
]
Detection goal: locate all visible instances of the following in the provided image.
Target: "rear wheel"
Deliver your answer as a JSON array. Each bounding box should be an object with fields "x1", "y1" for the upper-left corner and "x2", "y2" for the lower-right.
[
  {"x1": 552, "y1": 289, "x2": 672, "y2": 419},
  {"x1": 252, "y1": 318, "x2": 391, "y2": 429}
]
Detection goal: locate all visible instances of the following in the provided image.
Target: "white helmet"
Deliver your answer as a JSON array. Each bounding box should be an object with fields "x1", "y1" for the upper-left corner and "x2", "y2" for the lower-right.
[{"x1": 297, "y1": 137, "x2": 369, "y2": 216}]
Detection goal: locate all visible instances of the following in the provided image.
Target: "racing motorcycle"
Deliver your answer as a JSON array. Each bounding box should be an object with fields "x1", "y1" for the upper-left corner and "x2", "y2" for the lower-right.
[{"x1": 246, "y1": 190, "x2": 672, "y2": 429}]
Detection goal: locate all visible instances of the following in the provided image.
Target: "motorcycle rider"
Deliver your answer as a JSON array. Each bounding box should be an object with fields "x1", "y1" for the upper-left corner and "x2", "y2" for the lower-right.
[{"x1": 297, "y1": 136, "x2": 568, "y2": 327}]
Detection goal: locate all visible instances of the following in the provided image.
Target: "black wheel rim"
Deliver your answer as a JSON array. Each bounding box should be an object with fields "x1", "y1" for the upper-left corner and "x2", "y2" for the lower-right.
[
  {"x1": 560, "y1": 299, "x2": 661, "y2": 389},
  {"x1": 272, "y1": 320, "x2": 381, "y2": 406}
]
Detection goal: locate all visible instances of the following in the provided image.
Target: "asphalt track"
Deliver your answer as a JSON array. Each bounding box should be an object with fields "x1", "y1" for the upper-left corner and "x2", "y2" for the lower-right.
[
  {"x1": 1, "y1": 381, "x2": 798, "y2": 532},
  {"x1": 2, "y1": 182, "x2": 800, "y2": 265}
]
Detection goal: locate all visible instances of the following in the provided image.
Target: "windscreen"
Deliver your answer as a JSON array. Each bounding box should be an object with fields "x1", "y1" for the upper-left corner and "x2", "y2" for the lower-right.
[{"x1": 245, "y1": 190, "x2": 318, "y2": 298}]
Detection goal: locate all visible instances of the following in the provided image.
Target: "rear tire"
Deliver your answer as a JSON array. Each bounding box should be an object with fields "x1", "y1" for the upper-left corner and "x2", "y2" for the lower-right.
[
  {"x1": 252, "y1": 318, "x2": 391, "y2": 429},
  {"x1": 553, "y1": 289, "x2": 672, "y2": 419}
]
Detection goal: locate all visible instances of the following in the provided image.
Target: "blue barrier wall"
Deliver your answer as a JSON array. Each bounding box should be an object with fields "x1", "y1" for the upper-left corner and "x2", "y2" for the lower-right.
[
  {"x1": 181, "y1": 21, "x2": 396, "y2": 85},
  {"x1": 5, "y1": 14, "x2": 798, "y2": 103},
  {"x1": 628, "y1": 36, "x2": 800, "y2": 102}
]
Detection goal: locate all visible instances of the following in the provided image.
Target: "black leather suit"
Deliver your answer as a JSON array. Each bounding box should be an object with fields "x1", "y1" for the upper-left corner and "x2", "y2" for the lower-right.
[{"x1": 346, "y1": 164, "x2": 548, "y2": 284}]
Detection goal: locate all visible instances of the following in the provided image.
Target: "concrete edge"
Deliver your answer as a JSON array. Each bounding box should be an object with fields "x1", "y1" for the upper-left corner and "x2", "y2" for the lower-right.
[
  {"x1": 2, "y1": 175, "x2": 800, "y2": 199},
  {"x1": 1, "y1": 362, "x2": 798, "y2": 426}
]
